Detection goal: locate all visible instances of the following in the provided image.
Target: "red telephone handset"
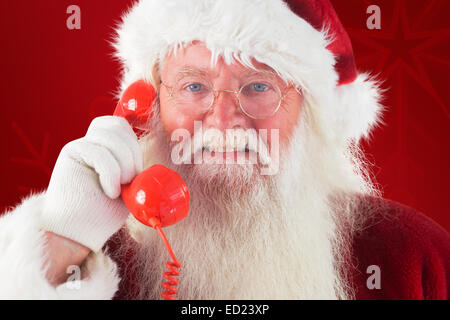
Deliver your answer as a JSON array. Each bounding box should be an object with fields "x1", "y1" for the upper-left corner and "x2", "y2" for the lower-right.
[{"x1": 114, "y1": 80, "x2": 190, "y2": 300}]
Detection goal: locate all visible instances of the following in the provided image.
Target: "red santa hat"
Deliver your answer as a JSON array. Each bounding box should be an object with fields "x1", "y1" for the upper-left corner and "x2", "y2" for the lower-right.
[{"x1": 114, "y1": 0, "x2": 383, "y2": 142}]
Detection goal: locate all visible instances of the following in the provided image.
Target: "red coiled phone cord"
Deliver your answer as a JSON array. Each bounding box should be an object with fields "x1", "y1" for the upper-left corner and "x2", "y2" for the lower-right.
[{"x1": 155, "y1": 225, "x2": 181, "y2": 300}]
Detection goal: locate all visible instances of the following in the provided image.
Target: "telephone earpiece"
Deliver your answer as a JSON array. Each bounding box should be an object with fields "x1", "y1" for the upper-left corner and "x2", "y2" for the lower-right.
[
  {"x1": 114, "y1": 80, "x2": 156, "y2": 136},
  {"x1": 114, "y1": 80, "x2": 189, "y2": 300}
]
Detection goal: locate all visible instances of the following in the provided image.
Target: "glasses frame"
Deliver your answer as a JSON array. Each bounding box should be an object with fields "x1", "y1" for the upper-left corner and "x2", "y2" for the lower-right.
[{"x1": 160, "y1": 78, "x2": 301, "y2": 120}]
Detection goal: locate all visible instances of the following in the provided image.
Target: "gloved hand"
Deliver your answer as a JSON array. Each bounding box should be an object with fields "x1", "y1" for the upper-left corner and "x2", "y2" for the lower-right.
[{"x1": 40, "y1": 116, "x2": 143, "y2": 252}]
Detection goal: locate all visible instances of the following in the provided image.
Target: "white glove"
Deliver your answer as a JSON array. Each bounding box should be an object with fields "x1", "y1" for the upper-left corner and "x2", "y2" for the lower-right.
[{"x1": 40, "y1": 116, "x2": 143, "y2": 252}]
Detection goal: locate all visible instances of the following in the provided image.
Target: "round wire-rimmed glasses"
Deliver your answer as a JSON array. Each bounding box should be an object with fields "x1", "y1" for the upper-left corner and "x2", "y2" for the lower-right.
[{"x1": 161, "y1": 75, "x2": 300, "y2": 119}]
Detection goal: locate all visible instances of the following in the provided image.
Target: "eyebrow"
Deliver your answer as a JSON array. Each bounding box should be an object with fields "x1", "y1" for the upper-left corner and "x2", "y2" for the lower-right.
[
  {"x1": 176, "y1": 66, "x2": 215, "y2": 80},
  {"x1": 175, "y1": 66, "x2": 278, "y2": 80}
]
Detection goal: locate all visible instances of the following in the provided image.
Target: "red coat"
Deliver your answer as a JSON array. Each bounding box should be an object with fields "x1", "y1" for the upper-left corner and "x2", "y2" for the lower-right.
[
  {"x1": 349, "y1": 196, "x2": 449, "y2": 299},
  {"x1": 107, "y1": 196, "x2": 450, "y2": 300}
]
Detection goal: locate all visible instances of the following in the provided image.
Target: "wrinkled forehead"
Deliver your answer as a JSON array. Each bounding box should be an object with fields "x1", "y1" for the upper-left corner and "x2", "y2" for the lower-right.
[{"x1": 160, "y1": 41, "x2": 285, "y2": 83}]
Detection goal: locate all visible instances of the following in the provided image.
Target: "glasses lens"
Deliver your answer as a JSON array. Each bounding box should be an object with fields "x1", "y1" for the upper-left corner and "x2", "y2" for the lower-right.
[
  {"x1": 239, "y1": 80, "x2": 282, "y2": 119},
  {"x1": 172, "y1": 76, "x2": 214, "y2": 116}
]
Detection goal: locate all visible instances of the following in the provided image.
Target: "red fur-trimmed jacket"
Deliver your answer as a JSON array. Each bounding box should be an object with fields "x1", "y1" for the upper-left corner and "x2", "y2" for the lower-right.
[{"x1": 0, "y1": 194, "x2": 448, "y2": 299}]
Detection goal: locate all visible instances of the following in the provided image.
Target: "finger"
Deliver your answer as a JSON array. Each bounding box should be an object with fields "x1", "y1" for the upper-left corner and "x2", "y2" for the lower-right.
[
  {"x1": 64, "y1": 139, "x2": 122, "y2": 199},
  {"x1": 88, "y1": 116, "x2": 138, "y2": 143},
  {"x1": 85, "y1": 127, "x2": 136, "y2": 184},
  {"x1": 88, "y1": 116, "x2": 143, "y2": 174}
]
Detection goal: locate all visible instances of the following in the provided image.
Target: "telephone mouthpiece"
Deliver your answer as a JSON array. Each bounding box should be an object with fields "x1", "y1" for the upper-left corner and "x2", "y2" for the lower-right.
[{"x1": 121, "y1": 164, "x2": 190, "y2": 228}]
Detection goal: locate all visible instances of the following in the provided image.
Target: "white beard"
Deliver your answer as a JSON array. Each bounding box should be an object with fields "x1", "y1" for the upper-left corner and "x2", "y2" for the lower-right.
[{"x1": 124, "y1": 102, "x2": 375, "y2": 300}]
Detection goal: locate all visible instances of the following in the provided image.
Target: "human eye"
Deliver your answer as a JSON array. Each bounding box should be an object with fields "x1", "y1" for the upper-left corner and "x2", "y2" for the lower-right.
[
  {"x1": 241, "y1": 81, "x2": 274, "y2": 96},
  {"x1": 177, "y1": 77, "x2": 210, "y2": 95},
  {"x1": 252, "y1": 83, "x2": 268, "y2": 92},
  {"x1": 186, "y1": 83, "x2": 203, "y2": 92}
]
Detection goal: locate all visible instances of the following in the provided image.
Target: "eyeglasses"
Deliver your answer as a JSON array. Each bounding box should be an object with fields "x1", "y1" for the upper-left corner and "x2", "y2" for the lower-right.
[{"x1": 161, "y1": 74, "x2": 300, "y2": 119}]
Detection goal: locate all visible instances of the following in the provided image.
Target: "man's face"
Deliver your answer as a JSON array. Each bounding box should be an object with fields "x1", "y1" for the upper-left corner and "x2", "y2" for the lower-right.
[{"x1": 159, "y1": 42, "x2": 303, "y2": 152}]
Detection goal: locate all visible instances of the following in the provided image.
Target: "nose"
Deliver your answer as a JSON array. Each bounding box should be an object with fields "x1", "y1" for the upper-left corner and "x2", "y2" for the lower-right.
[{"x1": 203, "y1": 89, "x2": 250, "y2": 130}]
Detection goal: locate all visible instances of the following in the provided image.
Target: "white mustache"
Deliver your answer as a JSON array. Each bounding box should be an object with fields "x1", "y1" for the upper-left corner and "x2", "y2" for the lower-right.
[
  {"x1": 190, "y1": 127, "x2": 272, "y2": 164},
  {"x1": 170, "y1": 121, "x2": 280, "y2": 174}
]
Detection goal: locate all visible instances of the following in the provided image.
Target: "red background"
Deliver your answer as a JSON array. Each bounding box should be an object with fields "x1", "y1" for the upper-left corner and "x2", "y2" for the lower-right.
[{"x1": 1, "y1": 0, "x2": 449, "y2": 232}]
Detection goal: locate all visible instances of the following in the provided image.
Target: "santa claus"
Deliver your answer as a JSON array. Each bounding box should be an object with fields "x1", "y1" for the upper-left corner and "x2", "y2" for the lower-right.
[{"x1": 0, "y1": 0, "x2": 448, "y2": 300}]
